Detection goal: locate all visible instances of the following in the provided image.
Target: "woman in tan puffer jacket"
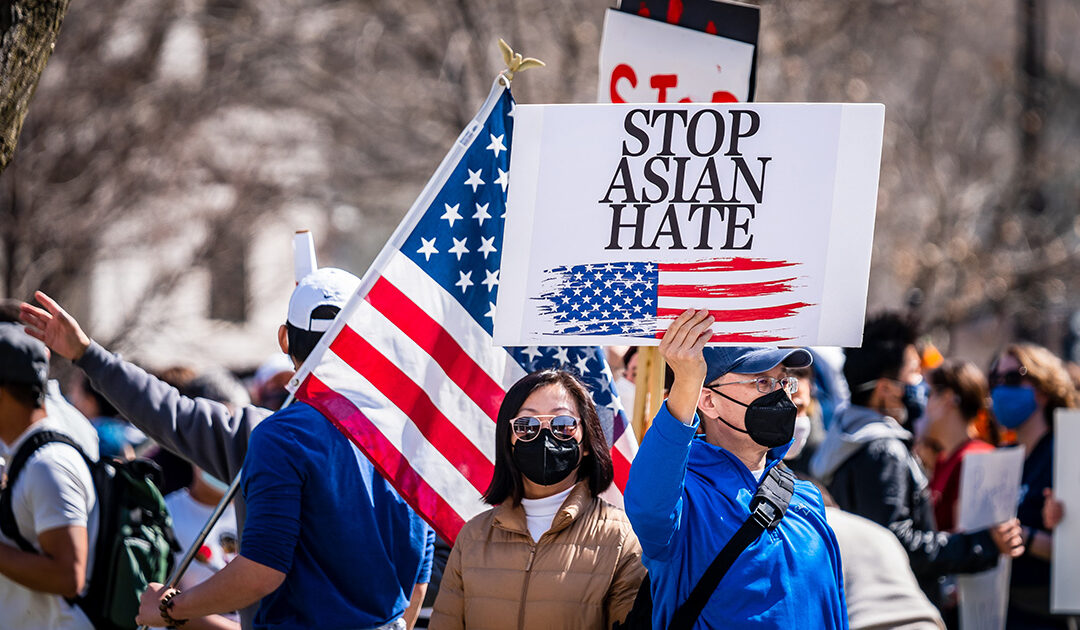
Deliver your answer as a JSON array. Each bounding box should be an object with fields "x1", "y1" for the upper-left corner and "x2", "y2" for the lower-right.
[{"x1": 430, "y1": 369, "x2": 645, "y2": 630}]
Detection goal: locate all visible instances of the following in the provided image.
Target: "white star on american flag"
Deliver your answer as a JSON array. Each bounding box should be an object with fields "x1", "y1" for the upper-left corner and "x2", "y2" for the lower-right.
[
  {"x1": 486, "y1": 133, "x2": 506, "y2": 158},
  {"x1": 464, "y1": 169, "x2": 485, "y2": 193},
  {"x1": 441, "y1": 203, "x2": 462, "y2": 227},
  {"x1": 473, "y1": 202, "x2": 491, "y2": 225},
  {"x1": 416, "y1": 237, "x2": 438, "y2": 261},
  {"x1": 477, "y1": 236, "x2": 497, "y2": 259},
  {"x1": 449, "y1": 237, "x2": 470, "y2": 260},
  {"x1": 455, "y1": 270, "x2": 473, "y2": 293}
]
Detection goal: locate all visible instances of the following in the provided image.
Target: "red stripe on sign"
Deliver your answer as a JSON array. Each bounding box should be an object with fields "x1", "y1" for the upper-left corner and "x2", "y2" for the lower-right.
[
  {"x1": 296, "y1": 375, "x2": 468, "y2": 542},
  {"x1": 659, "y1": 258, "x2": 799, "y2": 273},
  {"x1": 653, "y1": 331, "x2": 794, "y2": 343},
  {"x1": 657, "y1": 302, "x2": 813, "y2": 323},
  {"x1": 709, "y1": 332, "x2": 794, "y2": 343},
  {"x1": 612, "y1": 446, "x2": 632, "y2": 493},
  {"x1": 657, "y1": 278, "x2": 797, "y2": 299},
  {"x1": 365, "y1": 276, "x2": 504, "y2": 422},
  {"x1": 328, "y1": 325, "x2": 495, "y2": 495}
]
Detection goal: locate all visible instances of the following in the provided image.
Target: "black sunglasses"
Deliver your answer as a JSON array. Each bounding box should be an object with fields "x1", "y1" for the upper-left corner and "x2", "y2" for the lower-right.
[{"x1": 988, "y1": 366, "x2": 1027, "y2": 388}]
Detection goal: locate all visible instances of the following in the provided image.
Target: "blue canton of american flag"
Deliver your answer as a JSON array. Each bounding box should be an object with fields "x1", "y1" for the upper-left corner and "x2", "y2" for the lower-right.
[{"x1": 291, "y1": 81, "x2": 637, "y2": 543}]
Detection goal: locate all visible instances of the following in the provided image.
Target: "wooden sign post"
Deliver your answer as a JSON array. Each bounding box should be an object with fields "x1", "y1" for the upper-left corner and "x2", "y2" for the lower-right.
[{"x1": 631, "y1": 346, "x2": 666, "y2": 443}]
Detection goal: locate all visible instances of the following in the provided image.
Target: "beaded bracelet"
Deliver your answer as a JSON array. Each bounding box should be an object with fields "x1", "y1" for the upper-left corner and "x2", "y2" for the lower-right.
[{"x1": 159, "y1": 589, "x2": 189, "y2": 628}]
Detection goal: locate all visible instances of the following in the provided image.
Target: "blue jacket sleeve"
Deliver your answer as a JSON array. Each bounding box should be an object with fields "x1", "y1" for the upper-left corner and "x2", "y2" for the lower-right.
[
  {"x1": 623, "y1": 401, "x2": 700, "y2": 561},
  {"x1": 238, "y1": 422, "x2": 304, "y2": 573},
  {"x1": 417, "y1": 526, "x2": 435, "y2": 585}
]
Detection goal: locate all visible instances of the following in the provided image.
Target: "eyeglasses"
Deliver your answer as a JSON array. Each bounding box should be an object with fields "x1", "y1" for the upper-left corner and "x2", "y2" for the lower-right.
[
  {"x1": 511, "y1": 415, "x2": 580, "y2": 441},
  {"x1": 989, "y1": 366, "x2": 1027, "y2": 388},
  {"x1": 708, "y1": 376, "x2": 798, "y2": 395}
]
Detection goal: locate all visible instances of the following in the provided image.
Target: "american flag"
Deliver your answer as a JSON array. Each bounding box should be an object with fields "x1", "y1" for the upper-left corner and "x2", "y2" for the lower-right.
[
  {"x1": 536, "y1": 258, "x2": 813, "y2": 343},
  {"x1": 289, "y1": 79, "x2": 637, "y2": 542}
]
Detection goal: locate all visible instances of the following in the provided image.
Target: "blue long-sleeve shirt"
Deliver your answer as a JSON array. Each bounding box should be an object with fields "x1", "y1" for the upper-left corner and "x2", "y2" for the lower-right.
[
  {"x1": 241, "y1": 402, "x2": 434, "y2": 630},
  {"x1": 624, "y1": 402, "x2": 847, "y2": 629}
]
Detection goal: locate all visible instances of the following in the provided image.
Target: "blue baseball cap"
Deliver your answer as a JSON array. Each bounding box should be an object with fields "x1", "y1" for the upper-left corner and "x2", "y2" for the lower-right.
[{"x1": 703, "y1": 346, "x2": 813, "y2": 385}]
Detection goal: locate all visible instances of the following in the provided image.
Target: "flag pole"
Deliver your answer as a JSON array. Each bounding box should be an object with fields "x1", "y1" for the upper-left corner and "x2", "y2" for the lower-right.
[{"x1": 134, "y1": 395, "x2": 292, "y2": 630}]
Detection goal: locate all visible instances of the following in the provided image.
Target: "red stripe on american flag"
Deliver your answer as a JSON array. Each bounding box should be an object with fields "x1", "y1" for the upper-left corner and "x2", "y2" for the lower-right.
[
  {"x1": 657, "y1": 278, "x2": 797, "y2": 299},
  {"x1": 659, "y1": 258, "x2": 799, "y2": 272},
  {"x1": 657, "y1": 302, "x2": 813, "y2": 323},
  {"x1": 365, "y1": 276, "x2": 504, "y2": 421},
  {"x1": 328, "y1": 325, "x2": 495, "y2": 494},
  {"x1": 611, "y1": 446, "x2": 632, "y2": 492},
  {"x1": 297, "y1": 375, "x2": 467, "y2": 542}
]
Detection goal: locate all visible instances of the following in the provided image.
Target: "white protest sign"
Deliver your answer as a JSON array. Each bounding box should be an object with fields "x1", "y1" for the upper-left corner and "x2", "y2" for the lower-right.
[
  {"x1": 494, "y1": 103, "x2": 884, "y2": 347},
  {"x1": 955, "y1": 447, "x2": 1026, "y2": 630},
  {"x1": 1052, "y1": 409, "x2": 1080, "y2": 613},
  {"x1": 599, "y1": 9, "x2": 755, "y2": 104}
]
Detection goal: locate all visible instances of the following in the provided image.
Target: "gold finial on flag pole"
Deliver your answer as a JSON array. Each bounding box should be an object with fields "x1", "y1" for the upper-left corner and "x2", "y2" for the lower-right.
[{"x1": 498, "y1": 39, "x2": 545, "y2": 83}]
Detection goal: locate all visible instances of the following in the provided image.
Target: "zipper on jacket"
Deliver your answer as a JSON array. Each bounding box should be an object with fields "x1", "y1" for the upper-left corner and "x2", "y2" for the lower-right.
[{"x1": 517, "y1": 544, "x2": 537, "y2": 630}]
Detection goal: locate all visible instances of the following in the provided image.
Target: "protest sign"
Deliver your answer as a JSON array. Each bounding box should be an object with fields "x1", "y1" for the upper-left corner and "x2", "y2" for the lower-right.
[
  {"x1": 599, "y1": 9, "x2": 755, "y2": 104},
  {"x1": 955, "y1": 447, "x2": 1026, "y2": 630},
  {"x1": 494, "y1": 102, "x2": 884, "y2": 347},
  {"x1": 1052, "y1": 409, "x2": 1080, "y2": 613}
]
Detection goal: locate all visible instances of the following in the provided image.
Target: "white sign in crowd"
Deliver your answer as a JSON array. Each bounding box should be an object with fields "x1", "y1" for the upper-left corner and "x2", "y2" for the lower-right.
[{"x1": 955, "y1": 447, "x2": 1026, "y2": 630}]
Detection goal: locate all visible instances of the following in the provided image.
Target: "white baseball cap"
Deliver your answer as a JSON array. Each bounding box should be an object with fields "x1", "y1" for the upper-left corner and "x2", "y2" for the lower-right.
[{"x1": 287, "y1": 267, "x2": 360, "y2": 332}]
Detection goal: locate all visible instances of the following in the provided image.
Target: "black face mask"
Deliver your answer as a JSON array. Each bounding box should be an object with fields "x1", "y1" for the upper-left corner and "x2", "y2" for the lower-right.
[
  {"x1": 512, "y1": 428, "x2": 582, "y2": 487},
  {"x1": 712, "y1": 388, "x2": 798, "y2": 448}
]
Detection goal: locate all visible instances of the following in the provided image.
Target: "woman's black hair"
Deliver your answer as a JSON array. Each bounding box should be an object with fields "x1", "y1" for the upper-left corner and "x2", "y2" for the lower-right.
[{"x1": 482, "y1": 369, "x2": 614, "y2": 506}]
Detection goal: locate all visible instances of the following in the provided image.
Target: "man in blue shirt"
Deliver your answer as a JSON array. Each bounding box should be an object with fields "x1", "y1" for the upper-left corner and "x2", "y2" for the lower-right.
[
  {"x1": 624, "y1": 309, "x2": 847, "y2": 629},
  {"x1": 128, "y1": 268, "x2": 435, "y2": 630}
]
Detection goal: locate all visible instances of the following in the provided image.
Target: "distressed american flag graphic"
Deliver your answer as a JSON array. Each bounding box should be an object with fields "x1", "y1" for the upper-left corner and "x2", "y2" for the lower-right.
[
  {"x1": 290, "y1": 80, "x2": 637, "y2": 543},
  {"x1": 536, "y1": 257, "x2": 813, "y2": 343}
]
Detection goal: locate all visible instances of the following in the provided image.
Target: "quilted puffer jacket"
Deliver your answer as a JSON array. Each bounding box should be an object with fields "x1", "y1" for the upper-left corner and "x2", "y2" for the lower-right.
[{"x1": 429, "y1": 481, "x2": 645, "y2": 630}]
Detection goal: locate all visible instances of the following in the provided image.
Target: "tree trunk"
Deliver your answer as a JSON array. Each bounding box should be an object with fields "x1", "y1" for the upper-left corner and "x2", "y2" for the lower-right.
[{"x1": 0, "y1": 0, "x2": 72, "y2": 174}]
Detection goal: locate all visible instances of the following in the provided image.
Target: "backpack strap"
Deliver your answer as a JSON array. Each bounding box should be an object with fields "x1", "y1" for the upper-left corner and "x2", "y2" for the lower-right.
[
  {"x1": 1, "y1": 430, "x2": 89, "y2": 553},
  {"x1": 667, "y1": 462, "x2": 796, "y2": 630}
]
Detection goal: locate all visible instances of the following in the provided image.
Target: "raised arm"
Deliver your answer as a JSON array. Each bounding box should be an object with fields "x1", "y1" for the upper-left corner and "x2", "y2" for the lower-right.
[
  {"x1": 21, "y1": 292, "x2": 267, "y2": 481},
  {"x1": 623, "y1": 310, "x2": 713, "y2": 560}
]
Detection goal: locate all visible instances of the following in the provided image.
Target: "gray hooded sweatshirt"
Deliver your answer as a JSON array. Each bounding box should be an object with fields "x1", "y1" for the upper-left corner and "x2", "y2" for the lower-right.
[{"x1": 810, "y1": 404, "x2": 912, "y2": 485}]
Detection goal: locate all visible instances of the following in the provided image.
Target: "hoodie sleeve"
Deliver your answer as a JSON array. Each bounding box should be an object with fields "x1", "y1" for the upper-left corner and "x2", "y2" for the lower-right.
[
  {"x1": 623, "y1": 401, "x2": 700, "y2": 561},
  {"x1": 75, "y1": 341, "x2": 268, "y2": 482}
]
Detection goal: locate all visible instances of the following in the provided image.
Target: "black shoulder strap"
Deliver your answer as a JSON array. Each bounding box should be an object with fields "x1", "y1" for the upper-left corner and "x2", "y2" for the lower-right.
[
  {"x1": 0, "y1": 430, "x2": 89, "y2": 553},
  {"x1": 667, "y1": 463, "x2": 796, "y2": 630}
]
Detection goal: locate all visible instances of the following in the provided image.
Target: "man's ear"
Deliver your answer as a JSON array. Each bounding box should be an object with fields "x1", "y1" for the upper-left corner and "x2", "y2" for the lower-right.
[
  {"x1": 278, "y1": 325, "x2": 289, "y2": 356},
  {"x1": 697, "y1": 387, "x2": 717, "y2": 417}
]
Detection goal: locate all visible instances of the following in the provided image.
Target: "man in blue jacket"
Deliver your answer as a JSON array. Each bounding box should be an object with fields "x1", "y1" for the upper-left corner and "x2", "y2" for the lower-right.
[{"x1": 624, "y1": 309, "x2": 847, "y2": 629}]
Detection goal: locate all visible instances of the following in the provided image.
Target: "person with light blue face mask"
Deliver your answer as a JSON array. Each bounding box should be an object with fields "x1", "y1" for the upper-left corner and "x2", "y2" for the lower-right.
[{"x1": 989, "y1": 343, "x2": 1080, "y2": 629}]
